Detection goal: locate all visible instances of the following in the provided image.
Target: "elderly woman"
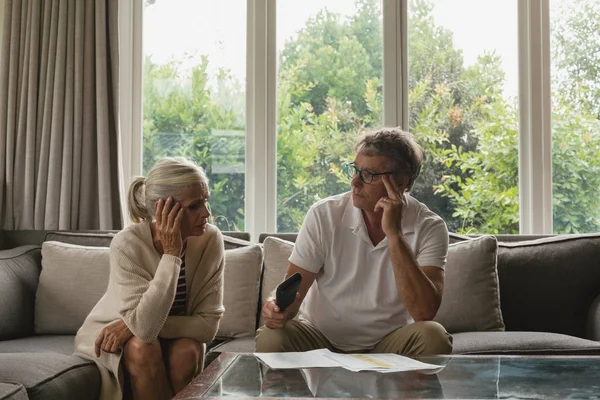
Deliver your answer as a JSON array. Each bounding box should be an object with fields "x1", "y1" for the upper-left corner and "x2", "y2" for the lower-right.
[{"x1": 74, "y1": 157, "x2": 225, "y2": 400}]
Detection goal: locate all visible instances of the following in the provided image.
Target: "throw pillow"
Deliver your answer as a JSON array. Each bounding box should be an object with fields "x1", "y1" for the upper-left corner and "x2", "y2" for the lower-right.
[
  {"x1": 217, "y1": 244, "x2": 263, "y2": 338},
  {"x1": 434, "y1": 235, "x2": 505, "y2": 333},
  {"x1": 260, "y1": 237, "x2": 294, "y2": 327},
  {"x1": 497, "y1": 233, "x2": 600, "y2": 338},
  {"x1": 35, "y1": 241, "x2": 110, "y2": 334}
]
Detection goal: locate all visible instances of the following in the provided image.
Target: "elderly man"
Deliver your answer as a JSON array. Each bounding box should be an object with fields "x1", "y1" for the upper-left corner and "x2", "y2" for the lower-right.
[{"x1": 256, "y1": 128, "x2": 452, "y2": 356}]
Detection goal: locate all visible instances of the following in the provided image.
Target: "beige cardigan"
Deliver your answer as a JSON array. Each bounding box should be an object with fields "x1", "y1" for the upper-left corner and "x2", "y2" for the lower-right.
[{"x1": 74, "y1": 222, "x2": 225, "y2": 400}]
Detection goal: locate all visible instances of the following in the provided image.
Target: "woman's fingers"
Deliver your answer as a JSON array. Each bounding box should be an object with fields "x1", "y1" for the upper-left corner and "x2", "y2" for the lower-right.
[
  {"x1": 162, "y1": 197, "x2": 173, "y2": 226},
  {"x1": 155, "y1": 199, "x2": 164, "y2": 227},
  {"x1": 94, "y1": 330, "x2": 105, "y2": 357},
  {"x1": 173, "y1": 206, "x2": 185, "y2": 232},
  {"x1": 166, "y1": 201, "x2": 181, "y2": 231}
]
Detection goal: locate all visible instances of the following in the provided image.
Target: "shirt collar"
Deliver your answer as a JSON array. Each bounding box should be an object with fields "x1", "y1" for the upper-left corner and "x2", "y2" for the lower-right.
[{"x1": 342, "y1": 192, "x2": 417, "y2": 244}]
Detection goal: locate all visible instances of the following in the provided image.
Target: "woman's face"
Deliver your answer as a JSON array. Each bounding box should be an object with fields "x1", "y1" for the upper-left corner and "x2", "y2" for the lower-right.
[{"x1": 175, "y1": 183, "x2": 211, "y2": 239}]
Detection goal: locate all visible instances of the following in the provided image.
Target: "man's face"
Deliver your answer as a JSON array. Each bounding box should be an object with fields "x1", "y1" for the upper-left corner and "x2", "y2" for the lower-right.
[{"x1": 350, "y1": 152, "x2": 397, "y2": 212}]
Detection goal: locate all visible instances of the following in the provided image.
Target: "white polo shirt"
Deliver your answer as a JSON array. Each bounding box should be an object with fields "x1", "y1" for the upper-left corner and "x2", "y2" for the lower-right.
[{"x1": 290, "y1": 191, "x2": 448, "y2": 352}]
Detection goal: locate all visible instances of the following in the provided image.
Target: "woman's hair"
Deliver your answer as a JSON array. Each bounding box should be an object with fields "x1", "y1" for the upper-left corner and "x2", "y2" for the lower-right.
[
  {"x1": 355, "y1": 127, "x2": 423, "y2": 191},
  {"x1": 127, "y1": 157, "x2": 209, "y2": 223}
]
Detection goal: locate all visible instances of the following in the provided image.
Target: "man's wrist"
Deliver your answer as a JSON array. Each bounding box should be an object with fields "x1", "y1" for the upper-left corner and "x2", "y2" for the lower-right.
[{"x1": 386, "y1": 231, "x2": 405, "y2": 242}]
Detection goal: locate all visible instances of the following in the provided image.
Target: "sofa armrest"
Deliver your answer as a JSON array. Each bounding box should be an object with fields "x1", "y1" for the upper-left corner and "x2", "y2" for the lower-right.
[
  {"x1": 0, "y1": 246, "x2": 42, "y2": 340},
  {"x1": 587, "y1": 293, "x2": 600, "y2": 342}
]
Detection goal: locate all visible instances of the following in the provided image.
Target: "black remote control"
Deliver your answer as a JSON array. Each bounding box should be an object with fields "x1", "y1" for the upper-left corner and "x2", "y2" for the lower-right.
[{"x1": 275, "y1": 272, "x2": 302, "y2": 311}]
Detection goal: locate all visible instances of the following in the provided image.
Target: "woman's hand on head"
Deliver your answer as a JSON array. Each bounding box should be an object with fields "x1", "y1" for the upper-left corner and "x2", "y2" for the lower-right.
[{"x1": 155, "y1": 197, "x2": 184, "y2": 257}]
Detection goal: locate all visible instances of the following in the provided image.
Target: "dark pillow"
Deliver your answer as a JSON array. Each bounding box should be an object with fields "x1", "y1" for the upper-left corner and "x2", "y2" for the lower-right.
[{"x1": 497, "y1": 234, "x2": 600, "y2": 338}]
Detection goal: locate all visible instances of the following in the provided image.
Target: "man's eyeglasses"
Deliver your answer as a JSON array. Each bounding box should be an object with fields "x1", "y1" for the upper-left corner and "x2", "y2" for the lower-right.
[{"x1": 344, "y1": 162, "x2": 394, "y2": 184}]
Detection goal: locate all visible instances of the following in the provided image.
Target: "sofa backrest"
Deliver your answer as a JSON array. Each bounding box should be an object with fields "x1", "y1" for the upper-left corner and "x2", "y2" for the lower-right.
[
  {"x1": 447, "y1": 233, "x2": 600, "y2": 338},
  {"x1": 0, "y1": 229, "x2": 250, "y2": 249},
  {"x1": 258, "y1": 232, "x2": 600, "y2": 340}
]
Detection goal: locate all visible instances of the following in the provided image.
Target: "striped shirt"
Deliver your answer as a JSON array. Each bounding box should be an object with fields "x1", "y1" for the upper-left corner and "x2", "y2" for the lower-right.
[{"x1": 169, "y1": 250, "x2": 187, "y2": 316}]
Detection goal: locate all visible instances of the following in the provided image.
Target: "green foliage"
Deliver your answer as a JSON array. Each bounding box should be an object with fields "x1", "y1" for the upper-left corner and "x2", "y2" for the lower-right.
[
  {"x1": 142, "y1": 0, "x2": 600, "y2": 235},
  {"x1": 143, "y1": 56, "x2": 245, "y2": 231},
  {"x1": 553, "y1": 0, "x2": 600, "y2": 118},
  {"x1": 551, "y1": 95, "x2": 600, "y2": 233}
]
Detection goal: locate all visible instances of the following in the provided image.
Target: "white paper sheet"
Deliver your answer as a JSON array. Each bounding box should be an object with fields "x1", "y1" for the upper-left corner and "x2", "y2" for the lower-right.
[
  {"x1": 322, "y1": 351, "x2": 441, "y2": 373},
  {"x1": 254, "y1": 349, "x2": 339, "y2": 369},
  {"x1": 254, "y1": 348, "x2": 442, "y2": 373}
]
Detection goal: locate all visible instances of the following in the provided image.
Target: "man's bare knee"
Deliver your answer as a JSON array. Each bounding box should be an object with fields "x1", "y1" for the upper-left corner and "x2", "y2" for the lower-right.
[{"x1": 123, "y1": 337, "x2": 163, "y2": 376}]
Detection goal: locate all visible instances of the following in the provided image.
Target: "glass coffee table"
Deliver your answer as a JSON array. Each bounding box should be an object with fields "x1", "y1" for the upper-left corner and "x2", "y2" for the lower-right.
[{"x1": 174, "y1": 352, "x2": 600, "y2": 399}]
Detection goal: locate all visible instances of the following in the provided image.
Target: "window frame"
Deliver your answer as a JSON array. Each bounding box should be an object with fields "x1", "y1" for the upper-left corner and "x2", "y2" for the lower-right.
[{"x1": 124, "y1": 0, "x2": 555, "y2": 238}]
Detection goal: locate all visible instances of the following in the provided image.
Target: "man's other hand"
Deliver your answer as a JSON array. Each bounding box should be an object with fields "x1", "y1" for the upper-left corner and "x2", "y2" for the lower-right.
[{"x1": 262, "y1": 294, "x2": 299, "y2": 329}]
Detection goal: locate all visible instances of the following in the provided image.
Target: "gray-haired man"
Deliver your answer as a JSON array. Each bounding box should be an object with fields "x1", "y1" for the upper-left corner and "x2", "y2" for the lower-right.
[{"x1": 256, "y1": 128, "x2": 452, "y2": 356}]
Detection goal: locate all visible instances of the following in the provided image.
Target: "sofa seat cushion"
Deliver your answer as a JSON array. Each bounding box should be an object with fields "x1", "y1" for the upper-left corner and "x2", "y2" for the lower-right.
[
  {"x1": 0, "y1": 353, "x2": 99, "y2": 400},
  {"x1": 0, "y1": 335, "x2": 74, "y2": 355},
  {"x1": 0, "y1": 383, "x2": 28, "y2": 400},
  {"x1": 452, "y1": 331, "x2": 600, "y2": 355}
]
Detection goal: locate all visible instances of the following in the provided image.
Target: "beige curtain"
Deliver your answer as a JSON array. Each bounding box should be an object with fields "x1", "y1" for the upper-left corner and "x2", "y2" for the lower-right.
[{"x1": 0, "y1": 0, "x2": 121, "y2": 230}]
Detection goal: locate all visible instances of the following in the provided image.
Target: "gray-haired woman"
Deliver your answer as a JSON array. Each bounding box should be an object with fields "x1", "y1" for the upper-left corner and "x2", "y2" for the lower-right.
[{"x1": 74, "y1": 157, "x2": 225, "y2": 400}]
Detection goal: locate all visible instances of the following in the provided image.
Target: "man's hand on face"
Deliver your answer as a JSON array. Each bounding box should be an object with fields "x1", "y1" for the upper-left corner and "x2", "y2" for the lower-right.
[
  {"x1": 262, "y1": 294, "x2": 299, "y2": 329},
  {"x1": 374, "y1": 174, "x2": 405, "y2": 238}
]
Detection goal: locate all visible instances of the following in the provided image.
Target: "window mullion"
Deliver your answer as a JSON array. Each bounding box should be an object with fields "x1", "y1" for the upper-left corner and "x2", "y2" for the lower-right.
[
  {"x1": 118, "y1": 0, "x2": 143, "y2": 226},
  {"x1": 382, "y1": 0, "x2": 407, "y2": 130},
  {"x1": 518, "y1": 0, "x2": 552, "y2": 234},
  {"x1": 246, "y1": 0, "x2": 277, "y2": 240}
]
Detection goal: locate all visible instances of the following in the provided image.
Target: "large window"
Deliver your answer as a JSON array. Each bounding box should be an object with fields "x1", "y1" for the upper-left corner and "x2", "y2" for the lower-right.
[
  {"x1": 276, "y1": 1, "x2": 383, "y2": 232},
  {"x1": 134, "y1": 0, "x2": 600, "y2": 238},
  {"x1": 408, "y1": 0, "x2": 519, "y2": 234},
  {"x1": 551, "y1": 0, "x2": 600, "y2": 233},
  {"x1": 142, "y1": 0, "x2": 246, "y2": 231}
]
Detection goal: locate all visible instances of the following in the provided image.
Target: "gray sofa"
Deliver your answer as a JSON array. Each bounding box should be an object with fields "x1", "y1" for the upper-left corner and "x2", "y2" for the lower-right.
[{"x1": 1, "y1": 229, "x2": 600, "y2": 400}]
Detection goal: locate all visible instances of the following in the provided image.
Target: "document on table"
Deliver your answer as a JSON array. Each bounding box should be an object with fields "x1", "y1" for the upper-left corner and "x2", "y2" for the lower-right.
[{"x1": 254, "y1": 348, "x2": 442, "y2": 373}]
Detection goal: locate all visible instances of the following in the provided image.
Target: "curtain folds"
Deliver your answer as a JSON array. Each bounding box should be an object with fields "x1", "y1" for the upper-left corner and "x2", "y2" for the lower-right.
[{"x1": 0, "y1": 0, "x2": 121, "y2": 230}]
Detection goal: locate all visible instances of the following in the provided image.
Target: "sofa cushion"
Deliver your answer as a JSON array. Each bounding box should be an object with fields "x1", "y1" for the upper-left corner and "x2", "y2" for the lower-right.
[
  {"x1": 217, "y1": 244, "x2": 263, "y2": 339},
  {"x1": 44, "y1": 231, "x2": 115, "y2": 247},
  {"x1": 435, "y1": 236, "x2": 504, "y2": 333},
  {"x1": 0, "y1": 335, "x2": 74, "y2": 355},
  {"x1": 260, "y1": 236, "x2": 505, "y2": 334},
  {"x1": 35, "y1": 242, "x2": 110, "y2": 334},
  {"x1": 0, "y1": 246, "x2": 42, "y2": 340},
  {"x1": 0, "y1": 383, "x2": 28, "y2": 400},
  {"x1": 0, "y1": 353, "x2": 99, "y2": 400},
  {"x1": 452, "y1": 331, "x2": 600, "y2": 355},
  {"x1": 209, "y1": 337, "x2": 256, "y2": 354},
  {"x1": 223, "y1": 235, "x2": 253, "y2": 250},
  {"x1": 497, "y1": 234, "x2": 600, "y2": 338},
  {"x1": 260, "y1": 237, "x2": 294, "y2": 327}
]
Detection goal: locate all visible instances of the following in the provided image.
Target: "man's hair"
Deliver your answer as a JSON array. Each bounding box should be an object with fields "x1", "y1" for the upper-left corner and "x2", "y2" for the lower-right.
[{"x1": 355, "y1": 128, "x2": 423, "y2": 191}]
